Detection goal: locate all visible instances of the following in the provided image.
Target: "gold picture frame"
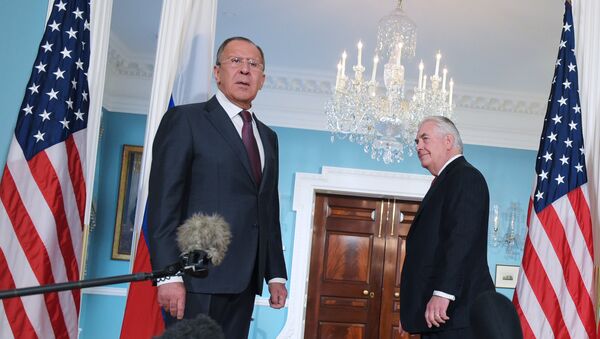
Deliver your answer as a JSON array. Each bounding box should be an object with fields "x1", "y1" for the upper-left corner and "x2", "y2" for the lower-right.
[{"x1": 112, "y1": 145, "x2": 143, "y2": 260}]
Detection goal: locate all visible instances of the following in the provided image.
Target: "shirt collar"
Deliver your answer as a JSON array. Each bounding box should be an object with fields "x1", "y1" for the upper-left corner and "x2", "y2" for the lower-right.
[
  {"x1": 437, "y1": 154, "x2": 463, "y2": 177},
  {"x1": 216, "y1": 89, "x2": 253, "y2": 119}
]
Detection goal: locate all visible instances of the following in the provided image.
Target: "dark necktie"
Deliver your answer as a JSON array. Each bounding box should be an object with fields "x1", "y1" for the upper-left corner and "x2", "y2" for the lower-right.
[{"x1": 240, "y1": 110, "x2": 262, "y2": 184}]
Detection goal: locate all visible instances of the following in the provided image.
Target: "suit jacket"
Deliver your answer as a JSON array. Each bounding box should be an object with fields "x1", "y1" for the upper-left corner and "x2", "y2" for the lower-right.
[
  {"x1": 147, "y1": 96, "x2": 287, "y2": 295},
  {"x1": 400, "y1": 156, "x2": 494, "y2": 333}
]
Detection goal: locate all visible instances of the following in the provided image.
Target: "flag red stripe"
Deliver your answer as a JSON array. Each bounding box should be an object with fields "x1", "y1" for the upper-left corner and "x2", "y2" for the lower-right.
[
  {"x1": 27, "y1": 152, "x2": 79, "y2": 284},
  {"x1": 536, "y1": 204, "x2": 595, "y2": 338},
  {"x1": 0, "y1": 250, "x2": 38, "y2": 339},
  {"x1": 0, "y1": 168, "x2": 69, "y2": 339},
  {"x1": 520, "y1": 234, "x2": 568, "y2": 338},
  {"x1": 512, "y1": 294, "x2": 536, "y2": 339},
  {"x1": 65, "y1": 136, "x2": 85, "y2": 227},
  {"x1": 0, "y1": 168, "x2": 55, "y2": 284},
  {"x1": 28, "y1": 151, "x2": 81, "y2": 313},
  {"x1": 567, "y1": 188, "x2": 593, "y2": 257},
  {"x1": 120, "y1": 232, "x2": 165, "y2": 339}
]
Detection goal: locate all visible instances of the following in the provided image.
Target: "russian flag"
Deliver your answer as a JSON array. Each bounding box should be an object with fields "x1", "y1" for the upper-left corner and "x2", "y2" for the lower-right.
[{"x1": 119, "y1": 1, "x2": 216, "y2": 338}]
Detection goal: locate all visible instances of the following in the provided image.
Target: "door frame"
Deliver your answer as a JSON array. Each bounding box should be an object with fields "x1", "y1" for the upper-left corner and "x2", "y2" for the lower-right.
[{"x1": 277, "y1": 166, "x2": 432, "y2": 338}]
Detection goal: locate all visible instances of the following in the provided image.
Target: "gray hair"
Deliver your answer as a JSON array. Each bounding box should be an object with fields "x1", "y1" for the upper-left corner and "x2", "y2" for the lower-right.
[
  {"x1": 215, "y1": 36, "x2": 265, "y2": 71},
  {"x1": 419, "y1": 116, "x2": 463, "y2": 152}
]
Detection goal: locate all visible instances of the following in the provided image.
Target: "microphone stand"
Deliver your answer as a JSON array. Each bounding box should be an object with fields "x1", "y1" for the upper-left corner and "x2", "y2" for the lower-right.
[{"x1": 0, "y1": 251, "x2": 209, "y2": 300}]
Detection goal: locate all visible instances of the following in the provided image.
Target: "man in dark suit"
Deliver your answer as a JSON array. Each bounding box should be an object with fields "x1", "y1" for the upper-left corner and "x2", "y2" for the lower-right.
[
  {"x1": 399, "y1": 116, "x2": 494, "y2": 339},
  {"x1": 147, "y1": 37, "x2": 287, "y2": 339}
]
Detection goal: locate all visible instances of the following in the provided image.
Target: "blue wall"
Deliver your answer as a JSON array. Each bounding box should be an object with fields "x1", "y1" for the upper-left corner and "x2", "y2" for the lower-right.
[
  {"x1": 85, "y1": 111, "x2": 147, "y2": 280},
  {"x1": 0, "y1": 0, "x2": 48, "y2": 171},
  {"x1": 78, "y1": 110, "x2": 146, "y2": 339}
]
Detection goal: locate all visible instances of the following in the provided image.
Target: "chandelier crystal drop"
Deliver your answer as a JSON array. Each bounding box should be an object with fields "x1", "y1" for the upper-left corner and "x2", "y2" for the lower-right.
[
  {"x1": 325, "y1": 0, "x2": 455, "y2": 163},
  {"x1": 376, "y1": 0, "x2": 417, "y2": 60}
]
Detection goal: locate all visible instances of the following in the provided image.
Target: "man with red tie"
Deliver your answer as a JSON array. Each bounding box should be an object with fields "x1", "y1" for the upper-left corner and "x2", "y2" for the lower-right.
[{"x1": 148, "y1": 37, "x2": 287, "y2": 339}]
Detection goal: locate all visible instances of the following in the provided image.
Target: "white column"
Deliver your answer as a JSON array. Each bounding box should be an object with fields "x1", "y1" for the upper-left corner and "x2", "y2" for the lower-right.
[{"x1": 82, "y1": 0, "x2": 113, "y2": 271}]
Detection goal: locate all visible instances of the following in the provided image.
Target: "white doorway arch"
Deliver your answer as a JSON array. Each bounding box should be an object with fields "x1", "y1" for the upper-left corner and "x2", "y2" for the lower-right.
[{"x1": 277, "y1": 166, "x2": 432, "y2": 338}]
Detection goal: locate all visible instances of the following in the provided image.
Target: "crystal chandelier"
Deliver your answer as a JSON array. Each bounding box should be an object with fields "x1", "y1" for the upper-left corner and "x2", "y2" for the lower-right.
[
  {"x1": 325, "y1": 0, "x2": 454, "y2": 163},
  {"x1": 489, "y1": 203, "x2": 525, "y2": 258}
]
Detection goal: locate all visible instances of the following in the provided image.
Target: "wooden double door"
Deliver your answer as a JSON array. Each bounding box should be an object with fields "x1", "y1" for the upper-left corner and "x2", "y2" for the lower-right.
[{"x1": 305, "y1": 193, "x2": 420, "y2": 339}]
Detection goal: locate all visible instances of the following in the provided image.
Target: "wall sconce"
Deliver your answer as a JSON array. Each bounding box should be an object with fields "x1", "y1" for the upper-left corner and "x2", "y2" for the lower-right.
[{"x1": 489, "y1": 202, "x2": 525, "y2": 258}]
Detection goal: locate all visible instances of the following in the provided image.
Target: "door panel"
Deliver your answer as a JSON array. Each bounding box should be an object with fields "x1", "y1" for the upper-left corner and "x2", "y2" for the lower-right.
[
  {"x1": 380, "y1": 200, "x2": 421, "y2": 339},
  {"x1": 305, "y1": 195, "x2": 385, "y2": 339},
  {"x1": 323, "y1": 233, "x2": 371, "y2": 282}
]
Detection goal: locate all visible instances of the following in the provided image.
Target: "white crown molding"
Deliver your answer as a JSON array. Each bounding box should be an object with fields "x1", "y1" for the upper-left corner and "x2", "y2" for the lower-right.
[
  {"x1": 277, "y1": 166, "x2": 431, "y2": 338},
  {"x1": 106, "y1": 33, "x2": 155, "y2": 78},
  {"x1": 82, "y1": 286, "x2": 127, "y2": 297},
  {"x1": 102, "y1": 44, "x2": 546, "y2": 150}
]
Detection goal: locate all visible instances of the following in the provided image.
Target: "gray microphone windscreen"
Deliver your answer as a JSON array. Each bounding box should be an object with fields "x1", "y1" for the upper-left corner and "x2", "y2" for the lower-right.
[{"x1": 176, "y1": 213, "x2": 231, "y2": 265}]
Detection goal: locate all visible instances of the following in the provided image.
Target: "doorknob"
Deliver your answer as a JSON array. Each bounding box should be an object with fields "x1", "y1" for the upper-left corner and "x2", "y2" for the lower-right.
[
  {"x1": 394, "y1": 292, "x2": 400, "y2": 298},
  {"x1": 363, "y1": 290, "x2": 369, "y2": 296}
]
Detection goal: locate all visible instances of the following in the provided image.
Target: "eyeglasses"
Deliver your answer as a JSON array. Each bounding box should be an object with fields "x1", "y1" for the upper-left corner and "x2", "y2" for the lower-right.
[{"x1": 218, "y1": 56, "x2": 264, "y2": 72}]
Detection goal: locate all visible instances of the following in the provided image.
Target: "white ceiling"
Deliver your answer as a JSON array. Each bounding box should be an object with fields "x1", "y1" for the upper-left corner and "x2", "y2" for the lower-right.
[
  {"x1": 105, "y1": 0, "x2": 566, "y2": 150},
  {"x1": 109, "y1": 0, "x2": 564, "y2": 94}
]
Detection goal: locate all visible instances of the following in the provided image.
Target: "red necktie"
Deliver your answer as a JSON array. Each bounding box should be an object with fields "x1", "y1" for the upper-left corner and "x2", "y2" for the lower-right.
[{"x1": 240, "y1": 110, "x2": 262, "y2": 184}]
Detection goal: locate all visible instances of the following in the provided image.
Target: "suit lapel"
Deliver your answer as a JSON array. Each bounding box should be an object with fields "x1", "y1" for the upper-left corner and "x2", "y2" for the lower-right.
[
  {"x1": 410, "y1": 157, "x2": 466, "y2": 229},
  {"x1": 204, "y1": 97, "x2": 257, "y2": 186},
  {"x1": 411, "y1": 183, "x2": 437, "y2": 226}
]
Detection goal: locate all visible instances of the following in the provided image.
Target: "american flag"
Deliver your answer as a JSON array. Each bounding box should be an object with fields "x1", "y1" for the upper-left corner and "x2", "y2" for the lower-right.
[
  {"x1": 513, "y1": 1, "x2": 595, "y2": 338},
  {"x1": 0, "y1": 0, "x2": 90, "y2": 338}
]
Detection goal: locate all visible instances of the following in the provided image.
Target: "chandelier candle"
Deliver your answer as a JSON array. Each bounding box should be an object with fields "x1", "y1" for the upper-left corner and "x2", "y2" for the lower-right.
[
  {"x1": 442, "y1": 68, "x2": 448, "y2": 92},
  {"x1": 396, "y1": 42, "x2": 403, "y2": 66},
  {"x1": 357, "y1": 41, "x2": 363, "y2": 67},
  {"x1": 449, "y1": 79, "x2": 454, "y2": 106},
  {"x1": 335, "y1": 62, "x2": 342, "y2": 90},
  {"x1": 341, "y1": 51, "x2": 347, "y2": 78},
  {"x1": 418, "y1": 60, "x2": 424, "y2": 90},
  {"x1": 371, "y1": 55, "x2": 379, "y2": 83},
  {"x1": 434, "y1": 51, "x2": 441, "y2": 78}
]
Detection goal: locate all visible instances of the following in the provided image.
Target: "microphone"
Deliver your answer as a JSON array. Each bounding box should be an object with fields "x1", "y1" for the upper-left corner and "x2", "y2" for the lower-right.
[
  {"x1": 176, "y1": 213, "x2": 231, "y2": 267},
  {"x1": 156, "y1": 314, "x2": 225, "y2": 339}
]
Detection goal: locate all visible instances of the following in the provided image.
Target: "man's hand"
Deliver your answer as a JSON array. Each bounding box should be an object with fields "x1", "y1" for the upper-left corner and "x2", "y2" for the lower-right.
[
  {"x1": 398, "y1": 321, "x2": 405, "y2": 336},
  {"x1": 157, "y1": 282, "x2": 186, "y2": 319},
  {"x1": 268, "y1": 282, "x2": 287, "y2": 309},
  {"x1": 425, "y1": 295, "x2": 450, "y2": 328}
]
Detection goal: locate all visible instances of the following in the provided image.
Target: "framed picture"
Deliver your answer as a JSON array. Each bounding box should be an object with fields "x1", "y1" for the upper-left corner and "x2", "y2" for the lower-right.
[
  {"x1": 112, "y1": 145, "x2": 143, "y2": 260},
  {"x1": 495, "y1": 264, "x2": 520, "y2": 289}
]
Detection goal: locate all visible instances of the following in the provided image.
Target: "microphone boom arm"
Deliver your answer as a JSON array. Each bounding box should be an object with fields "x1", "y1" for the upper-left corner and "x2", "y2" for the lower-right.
[{"x1": 0, "y1": 250, "x2": 209, "y2": 300}]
